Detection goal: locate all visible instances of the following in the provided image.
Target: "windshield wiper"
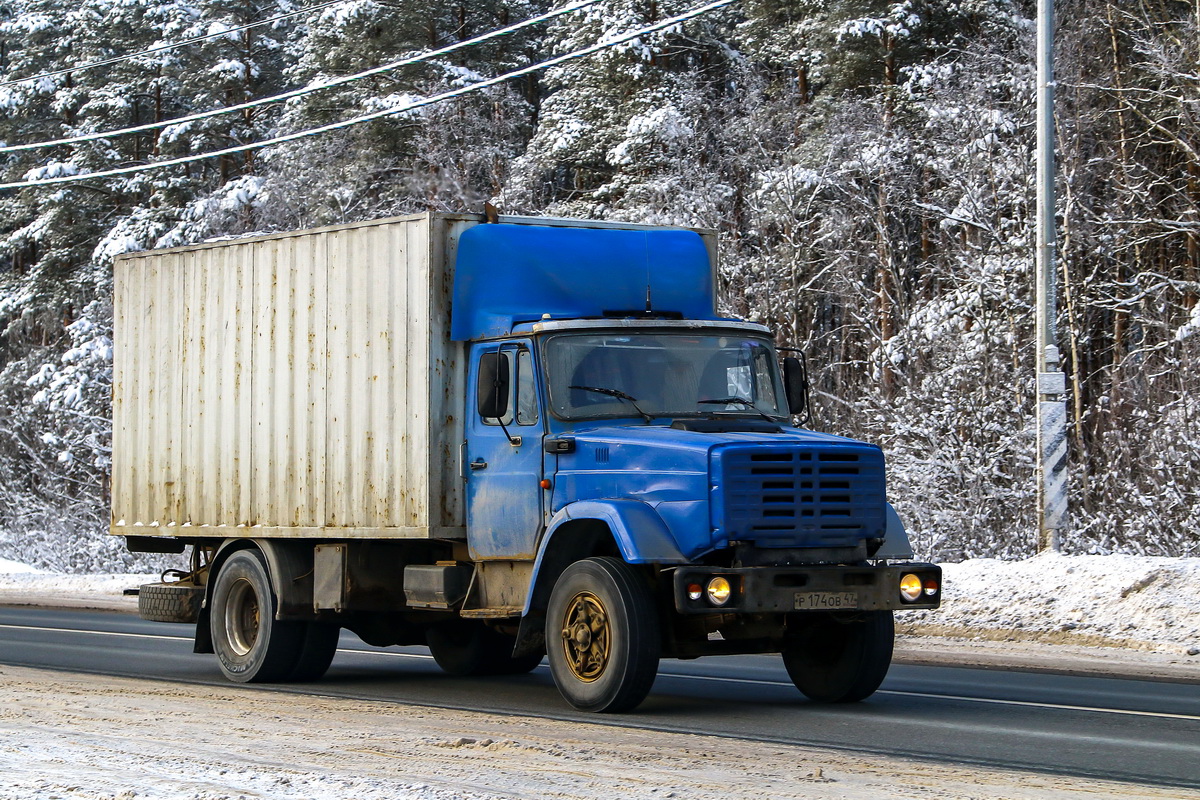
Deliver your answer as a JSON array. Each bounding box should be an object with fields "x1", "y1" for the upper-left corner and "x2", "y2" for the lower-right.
[
  {"x1": 697, "y1": 396, "x2": 776, "y2": 422},
  {"x1": 569, "y1": 385, "x2": 653, "y2": 424}
]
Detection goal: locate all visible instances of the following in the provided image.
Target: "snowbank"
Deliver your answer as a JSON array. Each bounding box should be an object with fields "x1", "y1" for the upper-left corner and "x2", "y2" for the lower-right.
[
  {"x1": 902, "y1": 553, "x2": 1200, "y2": 655},
  {"x1": 0, "y1": 557, "x2": 43, "y2": 574},
  {"x1": 0, "y1": 557, "x2": 157, "y2": 610},
  {"x1": 0, "y1": 571, "x2": 158, "y2": 595}
]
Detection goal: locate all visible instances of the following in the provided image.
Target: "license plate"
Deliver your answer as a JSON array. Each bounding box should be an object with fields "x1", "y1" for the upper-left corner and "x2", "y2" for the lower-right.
[{"x1": 794, "y1": 591, "x2": 858, "y2": 610}]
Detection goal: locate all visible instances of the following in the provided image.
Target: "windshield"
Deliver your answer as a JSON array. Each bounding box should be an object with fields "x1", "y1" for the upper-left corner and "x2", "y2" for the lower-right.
[{"x1": 543, "y1": 331, "x2": 787, "y2": 421}]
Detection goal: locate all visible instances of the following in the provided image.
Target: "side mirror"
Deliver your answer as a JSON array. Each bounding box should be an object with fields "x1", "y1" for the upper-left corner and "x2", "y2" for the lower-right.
[
  {"x1": 783, "y1": 356, "x2": 809, "y2": 417},
  {"x1": 477, "y1": 352, "x2": 510, "y2": 419}
]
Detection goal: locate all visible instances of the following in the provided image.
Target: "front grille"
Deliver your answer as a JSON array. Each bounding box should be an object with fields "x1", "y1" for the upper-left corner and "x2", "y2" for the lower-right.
[{"x1": 711, "y1": 444, "x2": 886, "y2": 548}]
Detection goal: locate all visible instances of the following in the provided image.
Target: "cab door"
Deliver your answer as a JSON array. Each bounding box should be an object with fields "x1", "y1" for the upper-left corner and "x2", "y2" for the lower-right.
[{"x1": 465, "y1": 341, "x2": 545, "y2": 560}]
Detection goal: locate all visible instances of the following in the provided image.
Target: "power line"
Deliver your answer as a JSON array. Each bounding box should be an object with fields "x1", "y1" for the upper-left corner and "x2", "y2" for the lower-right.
[
  {"x1": 0, "y1": 0, "x2": 344, "y2": 91},
  {"x1": 0, "y1": 0, "x2": 602, "y2": 155},
  {"x1": 0, "y1": 0, "x2": 737, "y2": 191}
]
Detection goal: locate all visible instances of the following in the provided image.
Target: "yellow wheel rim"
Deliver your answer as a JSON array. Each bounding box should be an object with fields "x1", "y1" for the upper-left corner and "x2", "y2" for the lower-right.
[
  {"x1": 560, "y1": 591, "x2": 610, "y2": 682},
  {"x1": 224, "y1": 577, "x2": 260, "y2": 656}
]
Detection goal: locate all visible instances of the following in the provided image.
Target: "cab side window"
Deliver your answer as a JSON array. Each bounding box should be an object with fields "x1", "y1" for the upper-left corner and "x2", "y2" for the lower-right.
[
  {"x1": 751, "y1": 345, "x2": 780, "y2": 409},
  {"x1": 479, "y1": 347, "x2": 538, "y2": 427},
  {"x1": 516, "y1": 349, "x2": 538, "y2": 425}
]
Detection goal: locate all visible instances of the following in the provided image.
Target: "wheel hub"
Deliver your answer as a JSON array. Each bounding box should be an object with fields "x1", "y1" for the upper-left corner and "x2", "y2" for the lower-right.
[
  {"x1": 560, "y1": 591, "x2": 610, "y2": 682},
  {"x1": 224, "y1": 577, "x2": 260, "y2": 657}
]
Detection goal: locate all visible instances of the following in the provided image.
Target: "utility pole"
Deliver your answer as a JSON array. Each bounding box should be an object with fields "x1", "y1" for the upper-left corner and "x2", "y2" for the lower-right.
[{"x1": 1036, "y1": 0, "x2": 1068, "y2": 552}]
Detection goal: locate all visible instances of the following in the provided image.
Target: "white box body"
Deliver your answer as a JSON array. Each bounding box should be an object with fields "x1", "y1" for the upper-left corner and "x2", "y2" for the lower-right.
[{"x1": 112, "y1": 212, "x2": 471, "y2": 540}]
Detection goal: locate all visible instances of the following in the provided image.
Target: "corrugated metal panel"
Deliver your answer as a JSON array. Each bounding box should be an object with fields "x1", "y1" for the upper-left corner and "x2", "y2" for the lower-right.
[
  {"x1": 112, "y1": 213, "x2": 466, "y2": 539},
  {"x1": 183, "y1": 242, "x2": 255, "y2": 530},
  {"x1": 324, "y1": 220, "x2": 432, "y2": 528}
]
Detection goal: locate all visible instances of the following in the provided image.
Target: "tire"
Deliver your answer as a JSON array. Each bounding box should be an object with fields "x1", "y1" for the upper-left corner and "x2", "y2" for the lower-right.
[
  {"x1": 782, "y1": 610, "x2": 894, "y2": 703},
  {"x1": 546, "y1": 557, "x2": 660, "y2": 713},
  {"x1": 287, "y1": 622, "x2": 340, "y2": 682},
  {"x1": 427, "y1": 621, "x2": 544, "y2": 676},
  {"x1": 209, "y1": 549, "x2": 304, "y2": 683},
  {"x1": 138, "y1": 582, "x2": 203, "y2": 623}
]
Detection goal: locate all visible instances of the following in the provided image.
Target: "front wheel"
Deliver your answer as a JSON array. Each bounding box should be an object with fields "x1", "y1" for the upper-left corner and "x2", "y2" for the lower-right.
[
  {"x1": 209, "y1": 549, "x2": 304, "y2": 683},
  {"x1": 782, "y1": 610, "x2": 894, "y2": 703},
  {"x1": 546, "y1": 557, "x2": 660, "y2": 713}
]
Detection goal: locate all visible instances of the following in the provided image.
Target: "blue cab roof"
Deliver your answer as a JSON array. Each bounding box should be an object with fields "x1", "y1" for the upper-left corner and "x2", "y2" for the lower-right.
[{"x1": 450, "y1": 223, "x2": 717, "y2": 341}]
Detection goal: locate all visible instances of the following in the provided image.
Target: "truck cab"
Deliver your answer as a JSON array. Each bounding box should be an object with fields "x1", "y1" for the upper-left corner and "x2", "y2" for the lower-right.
[{"x1": 439, "y1": 221, "x2": 940, "y2": 711}]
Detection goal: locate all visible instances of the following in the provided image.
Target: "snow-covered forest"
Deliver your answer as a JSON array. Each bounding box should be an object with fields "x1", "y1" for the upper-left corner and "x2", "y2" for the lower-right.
[{"x1": 0, "y1": 0, "x2": 1196, "y2": 571}]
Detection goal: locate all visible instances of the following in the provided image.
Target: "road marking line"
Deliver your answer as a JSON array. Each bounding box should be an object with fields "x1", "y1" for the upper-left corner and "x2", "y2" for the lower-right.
[
  {"x1": 877, "y1": 688, "x2": 1200, "y2": 722},
  {"x1": 4, "y1": 623, "x2": 1197, "y2": 722},
  {"x1": 657, "y1": 671, "x2": 1200, "y2": 724},
  {"x1": 335, "y1": 649, "x2": 434, "y2": 661},
  {"x1": 0, "y1": 623, "x2": 194, "y2": 642},
  {"x1": 0, "y1": 623, "x2": 435, "y2": 658}
]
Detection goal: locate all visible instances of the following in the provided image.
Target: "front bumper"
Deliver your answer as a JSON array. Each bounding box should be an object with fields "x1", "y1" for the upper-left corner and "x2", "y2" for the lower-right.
[{"x1": 672, "y1": 563, "x2": 942, "y2": 614}]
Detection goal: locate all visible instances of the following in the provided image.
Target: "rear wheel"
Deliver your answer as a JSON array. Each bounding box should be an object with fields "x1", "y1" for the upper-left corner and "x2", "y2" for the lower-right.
[
  {"x1": 427, "y1": 620, "x2": 544, "y2": 676},
  {"x1": 782, "y1": 610, "x2": 894, "y2": 703},
  {"x1": 546, "y1": 557, "x2": 660, "y2": 713},
  {"x1": 210, "y1": 549, "x2": 304, "y2": 683},
  {"x1": 287, "y1": 622, "x2": 340, "y2": 682}
]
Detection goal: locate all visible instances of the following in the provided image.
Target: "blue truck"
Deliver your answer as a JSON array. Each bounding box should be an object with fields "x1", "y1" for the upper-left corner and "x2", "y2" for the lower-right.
[{"x1": 114, "y1": 212, "x2": 940, "y2": 713}]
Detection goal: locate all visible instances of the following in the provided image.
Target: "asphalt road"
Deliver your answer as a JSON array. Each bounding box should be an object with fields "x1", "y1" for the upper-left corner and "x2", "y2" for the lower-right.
[{"x1": 1, "y1": 605, "x2": 1197, "y2": 790}]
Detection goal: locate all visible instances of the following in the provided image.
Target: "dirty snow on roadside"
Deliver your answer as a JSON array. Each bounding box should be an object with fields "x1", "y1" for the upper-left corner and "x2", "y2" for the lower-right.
[
  {"x1": 0, "y1": 664, "x2": 1194, "y2": 800},
  {"x1": 0, "y1": 555, "x2": 159, "y2": 610},
  {"x1": 902, "y1": 553, "x2": 1200, "y2": 655},
  {"x1": 0, "y1": 557, "x2": 44, "y2": 573}
]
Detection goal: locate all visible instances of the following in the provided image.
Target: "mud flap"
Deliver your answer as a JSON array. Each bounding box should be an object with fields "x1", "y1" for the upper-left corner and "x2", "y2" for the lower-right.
[{"x1": 194, "y1": 606, "x2": 214, "y2": 654}]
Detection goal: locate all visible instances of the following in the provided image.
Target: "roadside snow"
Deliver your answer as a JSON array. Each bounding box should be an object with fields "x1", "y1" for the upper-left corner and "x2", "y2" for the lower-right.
[
  {"x1": 0, "y1": 570, "x2": 157, "y2": 593},
  {"x1": 902, "y1": 553, "x2": 1200, "y2": 655},
  {"x1": 0, "y1": 559, "x2": 157, "y2": 611},
  {"x1": 0, "y1": 557, "x2": 42, "y2": 574}
]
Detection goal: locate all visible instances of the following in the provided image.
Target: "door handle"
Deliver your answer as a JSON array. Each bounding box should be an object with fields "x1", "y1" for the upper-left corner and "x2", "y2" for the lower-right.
[{"x1": 470, "y1": 459, "x2": 488, "y2": 471}]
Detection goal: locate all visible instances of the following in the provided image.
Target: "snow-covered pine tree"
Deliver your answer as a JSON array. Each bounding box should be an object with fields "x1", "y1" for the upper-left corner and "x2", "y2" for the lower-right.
[
  {"x1": 0, "y1": 0, "x2": 300, "y2": 570},
  {"x1": 1050, "y1": 0, "x2": 1200, "y2": 555},
  {"x1": 710, "y1": 0, "x2": 1038, "y2": 558},
  {"x1": 500, "y1": 0, "x2": 738, "y2": 228},
  {"x1": 259, "y1": 0, "x2": 538, "y2": 225}
]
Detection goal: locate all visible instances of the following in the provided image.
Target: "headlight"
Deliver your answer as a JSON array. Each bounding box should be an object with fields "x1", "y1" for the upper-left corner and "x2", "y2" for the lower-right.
[
  {"x1": 686, "y1": 582, "x2": 703, "y2": 601},
  {"x1": 899, "y1": 573, "x2": 923, "y2": 602},
  {"x1": 706, "y1": 576, "x2": 732, "y2": 606}
]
